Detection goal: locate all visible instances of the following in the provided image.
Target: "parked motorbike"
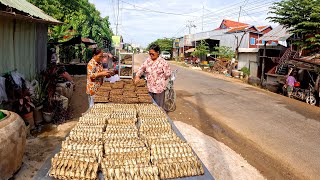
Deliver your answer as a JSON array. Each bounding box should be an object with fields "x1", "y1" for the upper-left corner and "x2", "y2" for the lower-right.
[{"x1": 289, "y1": 82, "x2": 316, "y2": 105}]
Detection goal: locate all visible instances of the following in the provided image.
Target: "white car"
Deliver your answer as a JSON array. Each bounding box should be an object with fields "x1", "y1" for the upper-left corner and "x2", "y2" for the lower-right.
[{"x1": 161, "y1": 51, "x2": 171, "y2": 60}]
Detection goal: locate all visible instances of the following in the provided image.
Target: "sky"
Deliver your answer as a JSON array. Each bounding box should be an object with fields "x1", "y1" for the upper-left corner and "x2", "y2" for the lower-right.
[{"x1": 89, "y1": 0, "x2": 281, "y2": 48}]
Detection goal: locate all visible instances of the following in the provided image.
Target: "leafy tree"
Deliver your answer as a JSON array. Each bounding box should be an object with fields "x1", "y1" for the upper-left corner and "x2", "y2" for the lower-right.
[
  {"x1": 211, "y1": 46, "x2": 234, "y2": 60},
  {"x1": 268, "y1": 0, "x2": 320, "y2": 51},
  {"x1": 148, "y1": 38, "x2": 174, "y2": 52},
  {"x1": 28, "y1": 0, "x2": 113, "y2": 48},
  {"x1": 191, "y1": 40, "x2": 209, "y2": 61}
]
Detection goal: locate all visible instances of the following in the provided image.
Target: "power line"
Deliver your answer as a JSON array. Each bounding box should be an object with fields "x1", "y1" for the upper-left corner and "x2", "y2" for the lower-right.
[{"x1": 121, "y1": 0, "x2": 199, "y2": 17}]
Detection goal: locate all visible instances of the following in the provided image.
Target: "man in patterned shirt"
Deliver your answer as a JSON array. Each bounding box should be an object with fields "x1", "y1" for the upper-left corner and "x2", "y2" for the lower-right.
[
  {"x1": 135, "y1": 44, "x2": 171, "y2": 109},
  {"x1": 86, "y1": 48, "x2": 114, "y2": 107}
]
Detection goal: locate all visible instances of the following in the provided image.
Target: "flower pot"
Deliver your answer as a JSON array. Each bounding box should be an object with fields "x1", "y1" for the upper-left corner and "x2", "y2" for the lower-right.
[
  {"x1": 22, "y1": 111, "x2": 34, "y2": 129},
  {"x1": 43, "y1": 111, "x2": 54, "y2": 123},
  {"x1": 33, "y1": 105, "x2": 43, "y2": 125}
]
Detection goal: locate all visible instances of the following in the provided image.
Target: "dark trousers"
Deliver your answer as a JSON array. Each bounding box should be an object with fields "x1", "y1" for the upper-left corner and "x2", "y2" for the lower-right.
[{"x1": 149, "y1": 91, "x2": 165, "y2": 109}]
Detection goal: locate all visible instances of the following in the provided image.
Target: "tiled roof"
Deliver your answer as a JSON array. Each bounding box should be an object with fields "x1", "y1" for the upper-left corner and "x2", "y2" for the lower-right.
[
  {"x1": 217, "y1": 19, "x2": 249, "y2": 29},
  {"x1": 256, "y1": 26, "x2": 267, "y2": 30},
  {"x1": 227, "y1": 26, "x2": 249, "y2": 33},
  {"x1": 0, "y1": 0, "x2": 61, "y2": 24}
]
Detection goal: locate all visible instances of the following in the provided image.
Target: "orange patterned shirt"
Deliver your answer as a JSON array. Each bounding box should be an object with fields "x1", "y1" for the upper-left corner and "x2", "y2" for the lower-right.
[{"x1": 86, "y1": 59, "x2": 103, "y2": 95}]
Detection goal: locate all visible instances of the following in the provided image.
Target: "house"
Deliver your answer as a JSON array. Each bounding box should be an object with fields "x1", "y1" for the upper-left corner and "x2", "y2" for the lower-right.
[
  {"x1": 173, "y1": 19, "x2": 272, "y2": 63},
  {"x1": 0, "y1": 0, "x2": 61, "y2": 79}
]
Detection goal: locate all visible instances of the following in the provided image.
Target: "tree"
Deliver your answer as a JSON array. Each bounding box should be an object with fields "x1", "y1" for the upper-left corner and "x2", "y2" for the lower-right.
[
  {"x1": 148, "y1": 38, "x2": 174, "y2": 52},
  {"x1": 211, "y1": 46, "x2": 234, "y2": 60},
  {"x1": 191, "y1": 40, "x2": 209, "y2": 61},
  {"x1": 268, "y1": 0, "x2": 320, "y2": 51},
  {"x1": 28, "y1": 0, "x2": 113, "y2": 47}
]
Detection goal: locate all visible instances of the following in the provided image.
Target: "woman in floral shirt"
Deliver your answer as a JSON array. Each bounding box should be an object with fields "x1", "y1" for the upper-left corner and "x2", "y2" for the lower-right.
[
  {"x1": 135, "y1": 44, "x2": 171, "y2": 108},
  {"x1": 87, "y1": 48, "x2": 113, "y2": 107}
]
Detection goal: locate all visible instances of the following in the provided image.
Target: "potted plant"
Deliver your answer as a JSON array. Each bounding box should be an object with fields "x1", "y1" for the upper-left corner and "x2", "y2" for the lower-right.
[
  {"x1": 13, "y1": 88, "x2": 35, "y2": 129},
  {"x1": 40, "y1": 66, "x2": 59, "y2": 123},
  {"x1": 31, "y1": 74, "x2": 48, "y2": 124},
  {"x1": 42, "y1": 100, "x2": 55, "y2": 123}
]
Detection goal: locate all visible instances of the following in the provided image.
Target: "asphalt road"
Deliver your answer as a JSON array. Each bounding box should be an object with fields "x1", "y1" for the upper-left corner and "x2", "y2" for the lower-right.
[{"x1": 134, "y1": 54, "x2": 320, "y2": 179}]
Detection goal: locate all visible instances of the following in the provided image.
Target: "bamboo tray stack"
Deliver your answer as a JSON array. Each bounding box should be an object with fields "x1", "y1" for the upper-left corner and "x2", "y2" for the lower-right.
[
  {"x1": 93, "y1": 79, "x2": 153, "y2": 104},
  {"x1": 136, "y1": 104, "x2": 204, "y2": 179},
  {"x1": 49, "y1": 103, "x2": 204, "y2": 180}
]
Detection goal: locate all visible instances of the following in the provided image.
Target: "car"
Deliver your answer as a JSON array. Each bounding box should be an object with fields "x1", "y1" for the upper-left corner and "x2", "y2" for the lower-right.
[{"x1": 160, "y1": 51, "x2": 171, "y2": 60}]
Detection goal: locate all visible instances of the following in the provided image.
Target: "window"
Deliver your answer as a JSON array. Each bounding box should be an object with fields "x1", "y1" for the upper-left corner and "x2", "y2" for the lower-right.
[
  {"x1": 250, "y1": 37, "x2": 256, "y2": 45},
  {"x1": 262, "y1": 40, "x2": 266, "y2": 45}
]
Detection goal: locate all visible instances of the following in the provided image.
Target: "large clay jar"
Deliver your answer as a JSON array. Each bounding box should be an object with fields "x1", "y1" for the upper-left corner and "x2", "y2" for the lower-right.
[{"x1": 0, "y1": 110, "x2": 26, "y2": 180}]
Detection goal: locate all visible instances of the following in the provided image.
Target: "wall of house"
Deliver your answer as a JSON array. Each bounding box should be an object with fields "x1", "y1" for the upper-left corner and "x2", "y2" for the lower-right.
[
  {"x1": 0, "y1": 17, "x2": 48, "y2": 79},
  {"x1": 249, "y1": 33, "x2": 259, "y2": 48},
  {"x1": 219, "y1": 32, "x2": 250, "y2": 50},
  {"x1": 0, "y1": 17, "x2": 36, "y2": 79},
  {"x1": 238, "y1": 52, "x2": 259, "y2": 77}
]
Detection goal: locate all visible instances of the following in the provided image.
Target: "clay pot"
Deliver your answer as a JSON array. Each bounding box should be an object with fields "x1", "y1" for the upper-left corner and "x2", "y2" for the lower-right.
[
  {"x1": 22, "y1": 111, "x2": 34, "y2": 129},
  {"x1": 43, "y1": 111, "x2": 54, "y2": 123},
  {"x1": 33, "y1": 105, "x2": 43, "y2": 125},
  {"x1": 0, "y1": 110, "x2": 26, "y2": 180}
]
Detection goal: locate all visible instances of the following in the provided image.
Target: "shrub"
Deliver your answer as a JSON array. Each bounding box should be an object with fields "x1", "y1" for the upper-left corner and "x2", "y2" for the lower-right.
[{"x1": 240, "y1": 67, "x2": 250, "y2": 77}]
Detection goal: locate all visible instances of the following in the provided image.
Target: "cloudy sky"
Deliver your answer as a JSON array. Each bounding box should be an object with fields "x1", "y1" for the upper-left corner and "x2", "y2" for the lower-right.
[{"x1": 89, "y1": 0, "x2": 280, "y2": 47}]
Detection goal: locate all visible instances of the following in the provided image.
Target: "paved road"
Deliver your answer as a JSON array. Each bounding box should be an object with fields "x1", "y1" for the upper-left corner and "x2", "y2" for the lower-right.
[{"x1": 134, "y1": 54, "x2": 320, "y2": 179}]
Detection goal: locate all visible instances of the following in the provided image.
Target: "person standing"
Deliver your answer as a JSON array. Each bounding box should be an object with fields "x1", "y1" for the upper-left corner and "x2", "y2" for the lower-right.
[
  {"x1": 86, "y1": 48, "x2": 113, "y2": 107},
  {"x1": 135, "y1": 44, "x2": 171, "y2": 109},
  {"x1": 286, "y1": 71, "x2": 297, "y2": 98}
]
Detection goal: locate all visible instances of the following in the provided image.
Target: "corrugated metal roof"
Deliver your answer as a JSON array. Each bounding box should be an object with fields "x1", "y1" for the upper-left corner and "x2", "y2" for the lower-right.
[
  {"x1": 0, "y1": 0, "x2": 61, "y2": 24},
  {"x1": 258, "y1": 25, "x2": 292, "y2": 41}
]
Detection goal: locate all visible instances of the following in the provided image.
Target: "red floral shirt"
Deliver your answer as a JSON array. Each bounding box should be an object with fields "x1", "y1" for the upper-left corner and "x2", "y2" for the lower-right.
[
  {"x1": 136, "y1": 57, "x2": 171, "y2": 93},
  {"x1": 86, "y1": 59, "x2": 103, "y2": 95}
]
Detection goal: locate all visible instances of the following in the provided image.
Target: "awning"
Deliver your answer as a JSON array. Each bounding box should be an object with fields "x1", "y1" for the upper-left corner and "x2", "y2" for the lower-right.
[
  {"x1": 185, "y1": 48, "x2": 195, "y2": 53},
  {"x1": 49, "y1": 35, "x2": 97, "y2": 46},
  {"x1": 238, "y1": 48, "x2": 259, "y2": 53}
]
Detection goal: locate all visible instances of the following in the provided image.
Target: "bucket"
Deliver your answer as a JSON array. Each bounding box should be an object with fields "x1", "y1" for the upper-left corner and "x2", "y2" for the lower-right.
[{"x1": 43, "y1": 112, "x2": 54, "y2": 123}]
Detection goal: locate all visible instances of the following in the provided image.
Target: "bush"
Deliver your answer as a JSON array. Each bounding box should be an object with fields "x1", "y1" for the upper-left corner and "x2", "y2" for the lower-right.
[{"x1": 240, "y1": 67, "x2": 250, "y2": 77}]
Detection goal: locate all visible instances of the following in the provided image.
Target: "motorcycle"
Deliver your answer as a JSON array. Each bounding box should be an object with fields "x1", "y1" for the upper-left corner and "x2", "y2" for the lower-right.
[{"x1": 288, "y1": 82, "x2": 316, "y2": 105}]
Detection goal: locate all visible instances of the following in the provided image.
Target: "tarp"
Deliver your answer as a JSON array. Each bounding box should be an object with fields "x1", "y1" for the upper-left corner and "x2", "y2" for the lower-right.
[
  {"x1": 49, "y1": 35, "x2": 96, "y2": 46},
  {"x1": 185, "y1": 48, "x2": 195, "y2": 53}
]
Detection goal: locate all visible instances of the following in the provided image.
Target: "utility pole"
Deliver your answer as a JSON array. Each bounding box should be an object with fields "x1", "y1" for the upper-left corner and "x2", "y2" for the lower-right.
[
  {"x1": 237, "y1": 6, "x2": 242, "y2": 23},
  {"x1": 186, "y1": 20, "x2": 196, "y2": 34},
  {"x1": 202, "y1": 5, "x2": 204, "y2": 31},
  {"x1": 116, "y1": 0, "x2": 120, "y2": 35}
]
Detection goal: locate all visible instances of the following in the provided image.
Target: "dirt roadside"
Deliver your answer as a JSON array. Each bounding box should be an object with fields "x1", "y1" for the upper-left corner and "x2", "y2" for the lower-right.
[{"x1": 13, "y1": 76, "x2": 88, "y2": 180}]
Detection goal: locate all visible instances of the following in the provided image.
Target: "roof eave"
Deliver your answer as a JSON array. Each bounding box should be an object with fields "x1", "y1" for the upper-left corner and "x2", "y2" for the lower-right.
[{"x1": 0, "y1": 11, "x2": 62, "y2": 25}]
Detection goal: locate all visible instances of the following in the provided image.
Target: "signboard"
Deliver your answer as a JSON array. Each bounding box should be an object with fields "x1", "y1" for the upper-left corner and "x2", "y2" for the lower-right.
[
  {"x1": 112, "y1": 36, "x2": 123, "y2": 49},
  {"x1": 184, "y1": 34, "x2": 193, "y2": 46},
  {"x1": 174, "y1": 39, "x2": 180, "y2": 48}
]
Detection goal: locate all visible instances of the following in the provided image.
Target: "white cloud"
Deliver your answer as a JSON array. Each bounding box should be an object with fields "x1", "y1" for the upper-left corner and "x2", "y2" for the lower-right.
[{"x1": 90, "y1": 0, "x2": 280, "y2": 47}]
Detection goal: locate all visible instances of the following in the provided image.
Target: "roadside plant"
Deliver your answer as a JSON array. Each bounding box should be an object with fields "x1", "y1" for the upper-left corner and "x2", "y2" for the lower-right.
[
  {"x1": 211, "y1": 46, "x2": 234, "y2": 60},
  {"x1": 191, "y1": 40, "x2": 209, "y2": 61},
  {"x1": 240, "y1": 67, "x2": 250, "y2": 77}
]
